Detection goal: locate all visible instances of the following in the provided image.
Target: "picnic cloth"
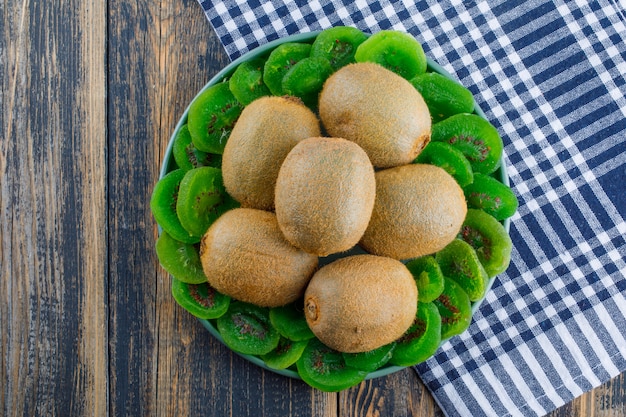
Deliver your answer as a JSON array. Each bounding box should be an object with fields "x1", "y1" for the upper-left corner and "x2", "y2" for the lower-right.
[{"x1": 194, "y1": 0, "x2": 626, "y2": 416}]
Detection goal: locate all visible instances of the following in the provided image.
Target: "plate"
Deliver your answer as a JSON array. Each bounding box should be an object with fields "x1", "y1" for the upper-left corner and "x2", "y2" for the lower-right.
[{"x1": 159, "y1": 31, "x2": 511, "y2": 381}]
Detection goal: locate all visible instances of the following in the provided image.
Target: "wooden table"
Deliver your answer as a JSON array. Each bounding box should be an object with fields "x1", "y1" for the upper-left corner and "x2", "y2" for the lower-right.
[{"x1": 2, "y1": 0, "x2": 624, "y2": 415}]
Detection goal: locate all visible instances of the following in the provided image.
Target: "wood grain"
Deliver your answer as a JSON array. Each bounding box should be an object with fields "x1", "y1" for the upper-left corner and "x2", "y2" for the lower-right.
[
  {"x1": 1, "y1": 0, "x2": 107, "y2": 416},
  {"x1": 1, "y1": 0, "x2": 625, "y2": 415}
]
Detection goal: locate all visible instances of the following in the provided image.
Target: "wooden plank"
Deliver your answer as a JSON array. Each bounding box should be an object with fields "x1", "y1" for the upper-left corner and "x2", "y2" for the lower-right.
[{"x1": 0, "y1": 0, "x2": 107, "y2": 415}]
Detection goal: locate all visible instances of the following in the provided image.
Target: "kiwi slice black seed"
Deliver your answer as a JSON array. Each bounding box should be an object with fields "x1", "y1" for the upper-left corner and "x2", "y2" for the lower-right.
[
  {"x1": 310, "y1": 26, "x2": 368, "y2": 70},
  {"x1": 405, "y1": 256, "x2": 445, "y2": 303},
  {"x1": 436, "y1": 239, "x2": 488, "y2": 302},
  {"x1": 458, "y1": 208, "x2": 513, "y2": 277},
  {"x1": 431, "y1": 113, "x2": 503, "y2": 175},
  {"x1": 263, "y1": 42, "x2": 312, "y2": 96},
  {"x1": 434, "y1": 277, "x2": 472, "y2": 340},
  {"x1": 216, "y1": 301, "x2": 281, "y2": 356},
  {"x1": 176, "y1": 166, "x2": 239, "y2": 239},
  {"x1": 261, "y1": 338, "x2": 309, "y2": 370},
  {"x1": 269, "y1": 302, "x2": 315, "y2": 342},
  {"x1": 390, "y1": 302, "x2": 442, "y2": 366},
  {"x1": 172, "y1": 124, "x2": 222, "y2": 171},
  {"x1": 150, "y1": 169, "x2": 200, "y2": 244},
  {"x1": 410, "y1": 72, "x2": 475, "y2": 122},
  {"x1": 296, "y1": 338, "x2": 367, "y2": 392},
  {"x1": 171, "y1": 277, "x2": 230, "y2": 320},
  {"x1": 415, "y1": 141, "x2": 474, "y2": 187},
  {"x1": 156, "y1": 231, "x2": 207, "y2": 284},
  {"x1": 187, "y1": 82, "x2": 243, "y2": 154},
  {"x1": 342, "y1": 342, "x2": 396, "y2": 372},
  {"x1": 464, "y1": 173, "x2": 519, "y2": 220},
  {"x1": 228, "y1": 58, "x2": 272, "y2": 106}
]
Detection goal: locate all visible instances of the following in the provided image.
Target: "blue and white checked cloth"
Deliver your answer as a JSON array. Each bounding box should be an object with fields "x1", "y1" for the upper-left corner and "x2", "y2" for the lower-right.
[{"x1": 195, "y1": 1, "x2": 626, "y2": 416}]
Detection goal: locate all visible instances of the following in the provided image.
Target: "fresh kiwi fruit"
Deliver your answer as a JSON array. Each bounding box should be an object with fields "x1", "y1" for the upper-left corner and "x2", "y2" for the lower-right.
[
  {"x1": 200, "y1": 208, "x2": 318, "y2": 307},
  {"x1": 360, "y1": 164, "x2": 468, "y2": 260},
  {"x1": 318, "y1": 62, "x2": 431, "y2": 168},
  {"x1": 221, "y1": 96, "x2": 321, "y2": 210},
  {"x1": 274, "y1": 137, "x2": 376, "y2": 256},
  {"x1": 303, "y1": 254, "x2": 418, "y2": 353}
]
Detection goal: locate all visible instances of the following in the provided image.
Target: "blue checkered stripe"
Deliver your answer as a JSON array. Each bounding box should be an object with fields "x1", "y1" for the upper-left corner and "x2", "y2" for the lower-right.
[{"x1": 197, "y1": 0, "x2": 626, "y2": 416}]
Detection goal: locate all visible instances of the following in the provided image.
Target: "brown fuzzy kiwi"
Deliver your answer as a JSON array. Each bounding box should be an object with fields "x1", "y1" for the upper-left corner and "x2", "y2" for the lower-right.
[
  {"x1": 221, "y1": 96, "x2": 321, "y2": 210},
  {"x1": 304, "y1": 254, "x2": 418, "y2": 353},
  {"x1": 200, "y1": 208, "x2": 318, "y2": 307},
  {"x1": 360, "y1": 163, "x2": 467, "y2": 260},
  {"x1": 318, "y1": 62, "x2": 431, "y2": 168},
  {"x1": 274, "y1": 137, "x2": 376, "y2": 256}
]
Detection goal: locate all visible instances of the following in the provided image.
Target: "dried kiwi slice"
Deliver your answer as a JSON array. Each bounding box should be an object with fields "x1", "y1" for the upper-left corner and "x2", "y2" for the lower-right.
[
  {"x1": 405, "y1": 256, "x2": 445, "y2": 303},
  {"x1": 296, "y1": 338, "x2": 367, "y2": 392},
  {"x1": 269, "y1": 302, "x2": 315, "y2": 342},
  {"x1": 150, "y1": 169, "x2": 200, "y2": 244},
  {"x1": 176, "y1": 166, "x2": 239, "y2": 239},
  {"x1": 410, "y1": 72, "x2": 475, "y2": 122},
  {"x1": 282, "y1": 56, "x2": 333, "y2": 109},
  {"x1": 431, "y1": 113, "x2": 503, "y2": 175},
  {"x1": 156, "y1": 231, "x2": 206, "y2": 284},
  {"x1": 216, "y1": 301, "x2": 281, "y2": 356},
  {"x1": 172, "y1": 124, "x2": 222, "y2": 171},
  {"x1": 458, "y1": 209, "x2": 513, "y2": 277},
  {"x1": 310, "y1": 26, "x2": 368, "y2": 70},
  {"x1": 355, "y1": 30, "x2": 427, "y2": 79},
  {"x1": 415, "y1": 141, "x2": 474, "y2": 187},
  {"x1": 342, "y1": 342, "x2": 395, "y2": 372},
  {"x1": 187, "y1": 82, "x2": 243, "y2": 154},
  {"x1": 263, "y1": 42, "x2": 312, "y2": 96},
  {"x1": 261, "y1": 338, "x2": 309, "y2": 370},
  {"x1": 434, "y1": 277, "x2": 472, "y2": 340},
  {"x1": 171, "y1": 277, "x2": 230, "y2": 320},
  {"x1": 436, "y1": 239, "x2": 488, "y2": 302},
  {"x1": 389, "y1": 302, "x2": 442, "y2": 366},
  {"x1": 464, "y1": 173, "x2": 519, "y2": 220},
  {"x1": 228, "y1": 58, "x2": 272, "y2": 106}
]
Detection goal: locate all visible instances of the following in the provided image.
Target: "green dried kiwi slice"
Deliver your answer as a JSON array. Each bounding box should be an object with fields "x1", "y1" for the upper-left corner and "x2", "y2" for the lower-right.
[
  {"x1": 171, "y1": 277, "x2": 230, "y2": 320},
  {"x1": 415, "y1": 141, "x2": 474, "y2": 187},
  {"x1": 410, "y1": 72, "x2": 475, "y2": 122},
  {"x1": 261, "y1": 338, "x2": 309, "y2": 370},
  {"x1": 354, "y1": 29, "x2": 427, "y2": 80},
  {"x1": 187, "y1": 81, "x2": 243, "y2": 154},
  {"x1": 342, "y1": 342, "x2": 395, "y2": 372},
  {"x1": 150, "y1": 169, "x2": 200, "y2": 244},
  {"x1": 269, "y1": 302, "x2": 315, "y2": 342},
  {"x1": 263, "y1": 42, "x2": 312, "y2": 96},
  {"x1": 434, "y1": 277, "x2": 472, "y2": 340},
  {"x1": 405, "y1": 256, "x2": 445, "y2": 303},
  {"x1": 216, "y1": 301, "x2": 281, "y2": 356},
  {"x1": 431, "y1": 113, "x2": 503, "y2": 175},
  {"x1": 176, "y1": 166, "x2": 239, "y2": 239},
  {"x1": 228, "y1": 58, "x2": 272, "y2": 106},
  {"x1": 172, "y1": 124, "x2": 222, "y2": 171},
  {"x1": 464, "y1": 173, "x2": 519, "y2": 221},
  {"x1": 156, "y1": 231, "x2": 206, "y2": 284},
  {"x1": 458, "y1": 209, "x2": 513, "y2": 277},
  {"x1": 310, "y1": 26, "x2": 368, "y2": 71},
  {"x1": 436, "y1": 239, "x2": 488, "y2": 302},
  {"x1": 389, "y1": 302, "x2": 442, "y2": 366},
  {"x1": 296, "y1": 338, "x2": 367, "y2": 392},
  {"x1": 282, "y1": 56, "x2": 333, "y2": 109}
]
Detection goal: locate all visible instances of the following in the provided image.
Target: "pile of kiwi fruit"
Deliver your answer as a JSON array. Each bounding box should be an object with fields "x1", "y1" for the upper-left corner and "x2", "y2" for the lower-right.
[{"x1": 151, "y1": 26, "x2": 517, "y2": 392}]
